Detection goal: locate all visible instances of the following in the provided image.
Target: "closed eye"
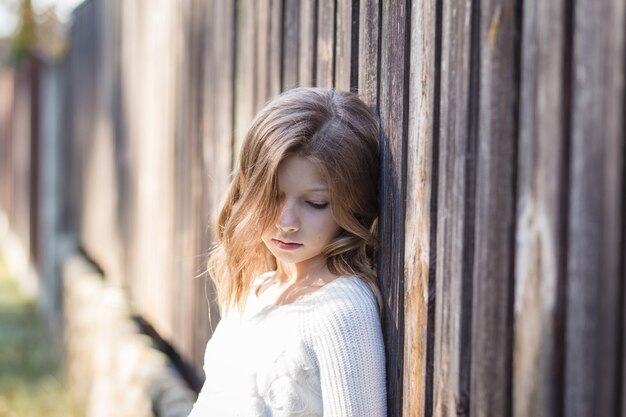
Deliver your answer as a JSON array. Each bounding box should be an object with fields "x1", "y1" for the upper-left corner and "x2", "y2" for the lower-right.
[{"x1": 307, "y1": 201, "x2": 329, "y2": 209}]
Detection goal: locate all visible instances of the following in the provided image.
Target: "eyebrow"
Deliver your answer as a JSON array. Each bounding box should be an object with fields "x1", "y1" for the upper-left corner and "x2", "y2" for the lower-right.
[{"x1": 306, "y1": 187, "x2": 329, "y2": 192}]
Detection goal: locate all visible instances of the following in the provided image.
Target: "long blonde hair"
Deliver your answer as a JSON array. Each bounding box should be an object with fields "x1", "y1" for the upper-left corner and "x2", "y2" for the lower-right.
[{"x1": 208, "y1": 87, "x2": 382, "y2": 313}]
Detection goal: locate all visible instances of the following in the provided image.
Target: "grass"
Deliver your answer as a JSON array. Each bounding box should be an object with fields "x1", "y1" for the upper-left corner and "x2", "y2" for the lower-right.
[{"x1": 0, "y1": 255, "x2": 79, "y2": 417}]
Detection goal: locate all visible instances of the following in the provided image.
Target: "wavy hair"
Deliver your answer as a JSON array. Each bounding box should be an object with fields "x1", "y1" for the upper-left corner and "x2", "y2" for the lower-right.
[{"x1": 208, "y1": 87, "x2": 382, "y2": 314}]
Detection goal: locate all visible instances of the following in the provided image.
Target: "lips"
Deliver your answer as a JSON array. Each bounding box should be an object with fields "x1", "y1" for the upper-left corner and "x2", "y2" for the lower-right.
[{"x1": 272, "y1": 239, "x2": 303, "y2": 250}]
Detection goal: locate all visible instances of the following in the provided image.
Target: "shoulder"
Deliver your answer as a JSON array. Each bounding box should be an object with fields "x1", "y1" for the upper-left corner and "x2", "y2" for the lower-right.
[
  {"x1": 303, "y1": 276, "x2": 382, "y2": 343},
  {"x1": 316, "y1": 276, "x2": 379, "y2": 317}
]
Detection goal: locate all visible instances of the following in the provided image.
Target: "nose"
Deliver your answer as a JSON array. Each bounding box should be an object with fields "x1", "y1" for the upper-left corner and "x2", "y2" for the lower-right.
[{"x1": 277, "y1": 200, "x2": 299, "y2": 232}]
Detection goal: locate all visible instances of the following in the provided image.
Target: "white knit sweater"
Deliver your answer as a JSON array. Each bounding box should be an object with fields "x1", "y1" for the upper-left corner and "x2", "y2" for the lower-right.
[{"x1": 187, "y1": 275, "x2": 387, "y2": 417}]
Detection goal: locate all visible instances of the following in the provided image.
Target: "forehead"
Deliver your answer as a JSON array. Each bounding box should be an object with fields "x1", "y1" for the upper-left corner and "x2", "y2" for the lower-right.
[{"x1": 277, "y1": 155, "x2": 328, "y2": 191}]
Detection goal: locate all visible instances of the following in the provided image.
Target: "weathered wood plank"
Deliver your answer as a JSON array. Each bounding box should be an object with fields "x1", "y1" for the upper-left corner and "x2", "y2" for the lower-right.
[
  {"x1": 0, "y1": 70, "x2": 14, "y2": 218},
  {"x1": 513, "y1": 0, "x2": 566, "y2": 416},
  {"x1": 565, "y1": 0, "x2": 625, "y2": 416},
  {"x1": 378, "y1": 1, "x2": 409, "y2": 416},
  {"x1": 334, "y1": 0, "x2": 353, "y2": 91},
  {"x1": 357, "y1": 0, "x2": 379, "y2": 107},
  {"x1": 172, "y1": 0, "x2": 194, "y2": 362},
  {"x1": 402, "y1": 0, "x2": 436, "y2": 415},
  {"x1": 254, "y1": 0, "x2": 271, "y2": 111},
  {"x1": 124, "y1": 0, "x2": 178, "y2": 342},
  {"x1": 282, "y1": 0, "x2": 300, "y2": 90},
  {"x1": 80, "y1": 0, "x2": 125, "y2": 289},
  {"x1": 269, "y1": 0, "x2": 282, "y2": 96},
  {"x1": 470, "y1": 0, "x2": 519, "y2": 416},
  {"x1": 167, "y1": 0, "x2": 208, "y2": 363},
  {"x1": 189, "y1": 0, "x2": 211, "y2": 366},
  {"x1": 234, "y1": 0, "x2": 257, "y2": 159},
  {"x1": 432, "y1": 1, "x2": 474, "y2": 416},
  {"x1": 11, "y1": 60, "x2": 36, "y2": 275},
  {"x1": 298, "y1": 0, "x2": 317, "y2": 87},
  {"x1": 201, "y1": 0, "x2": 234, "y2": 342},
  {"x1": 316, "y1": 0, "x2": 335, "y2": 88},
  {"x1": 619, "y1": 213, "x2": 626, "y2": 417}
]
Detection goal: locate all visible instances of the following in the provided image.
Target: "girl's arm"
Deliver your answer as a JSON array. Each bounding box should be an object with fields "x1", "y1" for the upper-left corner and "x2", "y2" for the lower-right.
[{"x1": 310, "y1": 279, "x2": 387, "y2": 417}]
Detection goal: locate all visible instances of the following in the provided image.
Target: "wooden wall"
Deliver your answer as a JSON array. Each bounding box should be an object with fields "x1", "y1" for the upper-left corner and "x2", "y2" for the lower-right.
[
  {"x1": 1, "y1": 57, "x2": 41, "y2": 266},
  {"x1": 1, "y1": 0, "x2": 625, "y2": 416}
]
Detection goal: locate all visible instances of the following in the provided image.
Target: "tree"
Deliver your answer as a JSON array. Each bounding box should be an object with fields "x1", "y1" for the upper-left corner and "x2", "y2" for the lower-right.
[{"x1": 11, "y1": 0, "x2": 35, "y2": 60}]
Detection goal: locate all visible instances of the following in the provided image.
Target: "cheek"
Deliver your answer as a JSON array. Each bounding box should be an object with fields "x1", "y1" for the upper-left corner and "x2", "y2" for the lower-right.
[{"x1": 313, "y1": 212, "x2": 340, "y2": 241}]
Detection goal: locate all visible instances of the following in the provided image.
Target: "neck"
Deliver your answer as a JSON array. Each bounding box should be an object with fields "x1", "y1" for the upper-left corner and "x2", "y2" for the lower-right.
[{"x1": 276, "y1": 256, "x2": 330, "y2": 284}]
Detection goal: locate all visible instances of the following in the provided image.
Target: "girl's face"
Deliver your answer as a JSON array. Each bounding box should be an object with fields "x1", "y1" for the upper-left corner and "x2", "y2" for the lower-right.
[{"x1": 261, "y1": 155, "x2": 340, "y2": 275}]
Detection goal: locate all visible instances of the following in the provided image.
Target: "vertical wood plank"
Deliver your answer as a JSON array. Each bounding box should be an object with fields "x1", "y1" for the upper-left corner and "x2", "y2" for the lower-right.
[
  {"x1": 433, "y1": 1, "x2": 474, "y2": 416},
  {"x1": 11, "y1": 61, "x2": 34, "y2": 271},
  {"x1": 358, "y1": 0, "x2": 379, "y2": 108},
  {"x1": 334, "y1": 0, "x2": 353, "y2": 91},
  {"x1": 80, "y1": 0, "x2": 125, "y2": 289},
  {"x1": 269, "y1": 0, "x2": 283, "y2": 96},
  {"x1": 513, "y1": 0, "x2": 566, "y2": 416},
  {"x1": 298, "y1": 0, "x2": 317, "y2": 87},
  {"x1": 316, "y1": 0, "x2": 335, "y2": 88},
  {"x1": 188, "y1": 0, "x2": 210, "y2": 368},
  {"x1": 234, "y1": 0, "x2": 256, "y2": 158},
  {"x1": 623, "y1": 192, "x2": 626, "y2": 417},
  {"x1": 125, "y1": 0, "x2": 178, "y2": 342},
  {"x1": 402, "y1": 0, "x2": 436, "y2": 415},
  {"x1": 0, "y1": 70, "x2": 14, "y2": 218},
  {"x1": 176, "y1": 0, "x2": 209, "y2": 367},
  {"x1": 201, "y1": 0, "x2": 235, "y2": 343},
  {"x1": 565, "y1": 0, "x2": 625, "y2": 416},
  {"x1": 470, "y1": 0, "x2": 520, "y2": 415},
  {"x1": 172, "y1": 0, "x2": 192, "y2": 360},
  {"x1": 255, "y1": 0, "x2": 271, "y2": 111},
  {"x1": 378, "y1": 1, "x2": 409, "y2": 416},
  {"x1": 109, "y1": 0, "x2": 132, "y2": 292},
  {"x1": 282, "y1": 0, "x2": 300, "y2": 90}
]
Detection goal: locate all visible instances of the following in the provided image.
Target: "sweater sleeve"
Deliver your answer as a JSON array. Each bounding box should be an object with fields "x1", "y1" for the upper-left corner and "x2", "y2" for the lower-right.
[{"x1": 309, "y1": 279, "x2": 387, "y2": 417}]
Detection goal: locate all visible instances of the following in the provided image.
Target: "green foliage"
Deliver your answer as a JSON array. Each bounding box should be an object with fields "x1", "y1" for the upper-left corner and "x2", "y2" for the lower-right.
[
  {"x1": 0, "y1": 255, "x2": 80, "y2": 417},
  {"x1": 10, "y1": 0, "x2": 35, "y2": 61}
]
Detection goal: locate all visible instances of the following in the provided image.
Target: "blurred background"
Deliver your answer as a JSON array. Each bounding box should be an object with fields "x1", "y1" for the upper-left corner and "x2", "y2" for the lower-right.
[
  {"x1": 0, "y1": 1, "x2": 625, "y2": 417},
  {"x1": 0, "y1": 0, "x2": 79, "y2": 59}
]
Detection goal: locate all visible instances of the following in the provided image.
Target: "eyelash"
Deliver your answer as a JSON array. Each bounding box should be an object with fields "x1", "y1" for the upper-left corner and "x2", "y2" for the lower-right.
[
  {"x1": 306, "y1": 201, "x2": 329, "y2": 210},
  {"x1": 276, "y1": 193, "x2": 328, "y2": 209}
]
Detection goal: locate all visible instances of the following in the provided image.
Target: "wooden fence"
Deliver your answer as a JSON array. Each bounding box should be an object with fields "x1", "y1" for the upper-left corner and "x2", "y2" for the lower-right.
[{"x1": 1, "y1": 0, "x2": 625, "y2": 416}]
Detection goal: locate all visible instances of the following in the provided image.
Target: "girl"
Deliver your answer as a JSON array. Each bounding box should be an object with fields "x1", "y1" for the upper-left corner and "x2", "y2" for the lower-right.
[{"x1": 189, "y1": 87, "x2": 387, "y2": 416}]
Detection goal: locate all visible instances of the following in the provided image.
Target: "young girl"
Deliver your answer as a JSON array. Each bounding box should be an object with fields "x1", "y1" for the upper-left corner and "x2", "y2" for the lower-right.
[{"x1": 188, "y1": 87, "x2": 387, "y2": 416}]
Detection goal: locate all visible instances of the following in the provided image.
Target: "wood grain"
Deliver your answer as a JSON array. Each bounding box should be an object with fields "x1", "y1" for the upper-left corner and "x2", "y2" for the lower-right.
[
  {"x1": 234, "y1": 0, "x2": 256, "y2": 160},
  {"x1": 172, "y1": 0, "x2": 195, "y2": 363},
  {"x1": 334, "y1": 0, "x2": 353, "y2": 91},
  {"x1": 513, "y1": 0, "x2": 566, "y2": 416},
  {"x1": 282, "y1": 0, "x2": 300, "y2": 90},
  {"x1": 470, "y1": 0, "x2": 519, "y2": 416},
  {"x1": 402, "y1": 0, "x2": 436, "y2": 415},
  {"x1": 254, "y1": 0, "x2": 271, "y2": 111},
  {"x1": 201, "y1": 0, "x2": 234, "y2": 341},
  {"x1": 378, "y1": 1, "x2": 409, "y2": 416},
  {"x1": 565, "y1": 0, "x2": 626, "y2": 416},
  {"x1": 298, "y1": 0, "x2": 317, "y2": 87},
  {"x1": 357, "y1": 0, "x2": 379, "y2": 107},
  {"x1": 269, "y1": 0, "x2": 283, "y2": 97},
  {"x1": 316, "y1": 0, "x2": 335, "y2": 88},
  {"x1": 432, "y1": 1, "x2": 474, "y2": 416}
]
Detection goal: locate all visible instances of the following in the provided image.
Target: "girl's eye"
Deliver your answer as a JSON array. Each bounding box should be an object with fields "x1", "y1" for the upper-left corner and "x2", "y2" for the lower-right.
[{"x1": 306, "y1": 201, "x2": 329, "y2": 210}]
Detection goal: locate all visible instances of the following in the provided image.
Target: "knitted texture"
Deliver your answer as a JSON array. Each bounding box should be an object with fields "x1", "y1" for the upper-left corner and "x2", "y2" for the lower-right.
[{"x1": 188, "y1": 276, "x2": 387, "y2": 417}]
